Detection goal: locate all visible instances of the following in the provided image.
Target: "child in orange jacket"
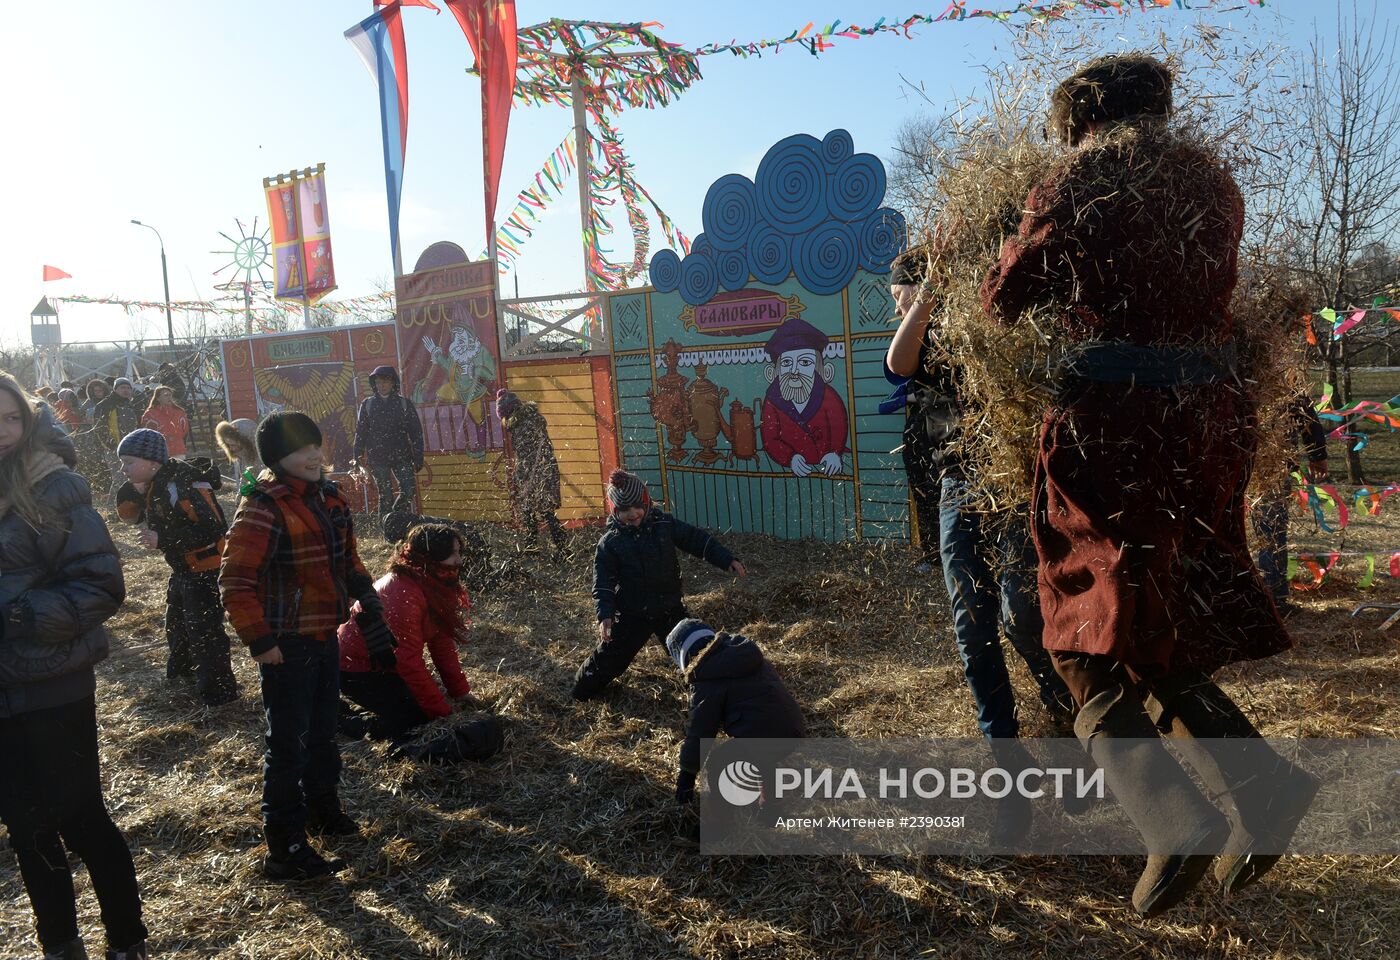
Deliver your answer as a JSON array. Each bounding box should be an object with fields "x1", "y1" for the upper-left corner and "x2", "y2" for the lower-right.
[
  {"x1": 142, "y1": 386, "x2": 189, "y2": 458},
  {"x1": 219, "y1": 412, "x2": 396, "y2": 882}
]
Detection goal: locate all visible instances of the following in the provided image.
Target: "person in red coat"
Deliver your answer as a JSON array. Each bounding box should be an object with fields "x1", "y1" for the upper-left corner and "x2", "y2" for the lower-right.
[
  {"x1": 759, "y1": 317, "x2": 849, "y2": 477},
  {"x1": 339, "y1": 523, "x2": 477, "y2": 742},
  {"x1": 982, "y1": 54, "x2": 1316, "y2": 917},
  {"x1": 141, "y1": 386, "x2": 190, "y2": 458}
]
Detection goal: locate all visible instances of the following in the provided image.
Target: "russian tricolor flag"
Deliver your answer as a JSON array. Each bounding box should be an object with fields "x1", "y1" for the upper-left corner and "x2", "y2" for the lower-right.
[{"x1": 346, "y1": 4, "x2": 410, "y2": 274}]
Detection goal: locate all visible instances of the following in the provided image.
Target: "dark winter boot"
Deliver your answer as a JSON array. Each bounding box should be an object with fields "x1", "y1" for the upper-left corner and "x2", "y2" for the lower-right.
[
  {"x1": 263, "y1": 826, "x2": 345, "y2": 881},
  {"x1": 43, "y1": 938, "x2": 88, "y2": 960},
  {"x1": 1144, "y1": 676, "x2": 1320, "y2": 896},
  {"x1": 105, "y1": 942, "x2": 149, "y2": 960},
  {"x1": 546, "y1": 513, "x2": 567, "y2": 555},
  {"x1": 306, "y1": 795, "x2": 361, "y2": 837},
  {"x1": 1075, "y1": 685, "x2": 1229, "y2": 917},
  {"x1": 988, "y1": 738, "x2": 1034, "y2": 847}
]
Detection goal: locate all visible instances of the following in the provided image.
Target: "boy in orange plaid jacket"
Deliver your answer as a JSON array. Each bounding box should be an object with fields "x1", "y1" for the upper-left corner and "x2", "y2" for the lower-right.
[{"x1": 219, "y1": 412, "x2": 398, "y2": 882}]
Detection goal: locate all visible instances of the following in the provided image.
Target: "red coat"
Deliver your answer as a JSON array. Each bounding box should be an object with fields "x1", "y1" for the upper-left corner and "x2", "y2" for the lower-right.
[
  {"x1": 760, "y1": 379, "x2": 849, "y2": 468},
  {"x1": 339, "y1": 571, "x2": 471, "y2": 719},
  {"x1": 143, "y1": 404, "x2": 189, "y2": 457},
  {"x1": 982, "y1": 133, "x2": 1288, "y2": 674}
]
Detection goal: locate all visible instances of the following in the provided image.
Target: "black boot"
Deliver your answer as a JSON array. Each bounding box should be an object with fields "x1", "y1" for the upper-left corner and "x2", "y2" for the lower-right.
[
  {"x1": 1144, "y1": 676, "x2": 1319, "y2": 896},
  {"x1": 571, "y1": 660, "x2": 613, "y2": 701},
  {"x1": 1076, "y1": 685, "x2": 1229, "y2": 917},
  {"x1": 105, "y1": 943, "x2": 149, "y2": 960},
  {"x1": 264, "y1": 826, "x2": 345, "y2": 881},
  {"x1": 44, "y1": 938, "x2": 88, "y2": 960},
  {"x1": 306, "y1": 795, "x2": 361, "y2": 837}
]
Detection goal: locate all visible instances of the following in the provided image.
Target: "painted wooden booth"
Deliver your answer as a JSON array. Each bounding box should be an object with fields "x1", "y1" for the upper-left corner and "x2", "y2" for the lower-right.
[
  {"x1": 221, "y1": 243, "x2": 619, "y2": 524},
  {"x1": 613, "y1": 128, "x2": 910, "y2": 541},
  {"x1": 221, "y1": 130, "x2": 911, "y2": 540}
]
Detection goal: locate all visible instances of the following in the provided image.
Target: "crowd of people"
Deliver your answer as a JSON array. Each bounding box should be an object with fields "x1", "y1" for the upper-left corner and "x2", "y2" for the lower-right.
[{"x1": 0, "y1": 55, "x2": 1325, "y2": 959}]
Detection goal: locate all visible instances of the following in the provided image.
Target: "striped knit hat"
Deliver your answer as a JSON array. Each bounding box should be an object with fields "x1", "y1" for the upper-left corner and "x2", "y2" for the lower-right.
[
  {"x1": 605, "y1": 468, "x2": 649, "y2": 512},
  {"x1": 665, "y1": 619, "x2": 717, "y2": 672}
]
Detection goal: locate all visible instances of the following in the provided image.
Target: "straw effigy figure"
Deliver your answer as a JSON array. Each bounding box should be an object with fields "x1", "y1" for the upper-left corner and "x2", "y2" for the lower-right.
[{"x1": 967, "y1": 53, "x2": 1316, "y2": 919}]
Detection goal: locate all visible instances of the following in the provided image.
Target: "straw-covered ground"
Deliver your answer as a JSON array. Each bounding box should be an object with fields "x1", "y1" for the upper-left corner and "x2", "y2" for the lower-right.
[{"x1": 2, "y1": 493, "x2": 1398, "y2": 959}]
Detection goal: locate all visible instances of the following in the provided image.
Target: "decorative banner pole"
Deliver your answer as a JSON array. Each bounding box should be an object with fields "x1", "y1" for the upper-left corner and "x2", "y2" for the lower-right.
[{"x1": 571, "y1": 74, "x2": 593, "y2": 292}]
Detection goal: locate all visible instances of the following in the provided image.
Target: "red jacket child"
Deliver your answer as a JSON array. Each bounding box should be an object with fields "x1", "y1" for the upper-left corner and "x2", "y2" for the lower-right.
[
  {"x1": 143, "y1": 391, "x2": 190, "y2": 458},
  {"x1": 340, "y1": 564, "x2": 471, "y2": 719}
]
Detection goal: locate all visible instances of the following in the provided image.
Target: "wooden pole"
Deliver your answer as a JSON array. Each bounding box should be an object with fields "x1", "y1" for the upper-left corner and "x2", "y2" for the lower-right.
[{"x1": 572, "y1": 74, "x2": 593, "y2": 294}]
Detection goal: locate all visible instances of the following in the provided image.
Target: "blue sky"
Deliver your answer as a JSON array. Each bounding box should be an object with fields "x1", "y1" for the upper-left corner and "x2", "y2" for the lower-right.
[{"x1": 5, "y1": 1, "x2": 1354, "y2": 345}]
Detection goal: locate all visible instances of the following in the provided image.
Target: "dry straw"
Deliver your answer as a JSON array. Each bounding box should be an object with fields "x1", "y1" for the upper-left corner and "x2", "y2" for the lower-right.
[{"x1": 901, "y1": 25, "x2": 1307, "y2": 516}]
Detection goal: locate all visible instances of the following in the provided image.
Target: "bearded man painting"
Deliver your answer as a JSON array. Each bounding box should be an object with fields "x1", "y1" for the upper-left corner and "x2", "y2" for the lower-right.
[{"x1": 758, "y1": 317, "x2": 848, "y2": 478}]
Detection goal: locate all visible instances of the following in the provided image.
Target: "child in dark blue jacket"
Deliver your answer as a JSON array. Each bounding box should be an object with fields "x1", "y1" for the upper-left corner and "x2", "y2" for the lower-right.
[
  {"x1": 665, "y1": 619, "x2": 805, "y2": 807},
  {"x1": 573, "y1": 470, "x2": 745, "y2": 700}
]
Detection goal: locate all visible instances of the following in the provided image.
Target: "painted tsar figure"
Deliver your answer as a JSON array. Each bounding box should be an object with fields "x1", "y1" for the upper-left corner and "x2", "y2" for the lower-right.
[
  {"x1": 759, "y1": 316, "x2": 849, "y2": 477},
  {"x1": 414, "y1": 305, "x2": 499, "y2": 426}
]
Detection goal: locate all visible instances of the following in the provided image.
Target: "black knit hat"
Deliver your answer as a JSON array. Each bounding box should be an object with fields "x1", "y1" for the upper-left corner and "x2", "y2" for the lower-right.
[
  {"x1": 1048, "y1": 53, "x2": 1173, "y2": 146},
  {"x1": 256, "y1": 411, "x2": 322, "y2": 469}
]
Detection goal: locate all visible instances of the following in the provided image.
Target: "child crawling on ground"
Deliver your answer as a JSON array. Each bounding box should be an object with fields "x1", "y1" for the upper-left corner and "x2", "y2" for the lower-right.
[{"x1": 664, "y1": 619, "x2": 805, "y2": 810}]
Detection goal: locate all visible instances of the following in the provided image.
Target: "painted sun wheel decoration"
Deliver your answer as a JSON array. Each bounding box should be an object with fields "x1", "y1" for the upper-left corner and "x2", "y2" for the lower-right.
[
  {"x1": 213, "y1": 217, "x2": 273, "y2": 288},
  {"x1": 650, "y1": 129, "x2": 907, "y2": 304}
]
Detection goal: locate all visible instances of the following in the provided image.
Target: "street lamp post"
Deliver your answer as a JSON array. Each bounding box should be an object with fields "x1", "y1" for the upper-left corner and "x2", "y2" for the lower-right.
[{"x1": 131, "y1": 219, "x2": 175, "y2": 347}]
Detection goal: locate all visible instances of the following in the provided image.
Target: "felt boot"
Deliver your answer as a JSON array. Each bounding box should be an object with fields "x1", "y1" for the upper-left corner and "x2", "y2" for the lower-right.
[
  {"x1": 1144, "y1": 676, "x2": 1319, "y2": 895},
  {"x1": 1076, "y1": 684, "x2": 1229, "y2": 917}
]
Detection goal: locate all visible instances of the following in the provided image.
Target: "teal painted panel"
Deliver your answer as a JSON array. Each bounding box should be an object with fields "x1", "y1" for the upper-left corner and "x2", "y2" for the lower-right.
[
  {"x1": 666, "y1": 468, "x2": 857, "y2": 542},
  {"x1": 610, "y1": 294, "x2": 649, "y2": 352},
  {"x1": 860, "y1": 498, "x2": 912, "y2": 523},
  {"x1": 615, "y1": 271, "x2": 909, "y2": 542},
  {"x1": 860, "y1": 519, "x2": 909, "y2": 540},
  {"x1": 855, "y1": 467, "x2": 908, "y2": 487},
  {"x1": 849, "y1": 271, "x2": 899, "y2": 333}
]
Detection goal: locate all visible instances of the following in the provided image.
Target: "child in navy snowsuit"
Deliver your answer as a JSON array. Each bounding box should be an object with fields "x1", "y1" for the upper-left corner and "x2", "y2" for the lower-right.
[
  {"x1": 573, "y1": 470, "x2": 745, "y2": 701},
  {"x1": 665, "y1": 619, "x2": 805, "y2": 807}
]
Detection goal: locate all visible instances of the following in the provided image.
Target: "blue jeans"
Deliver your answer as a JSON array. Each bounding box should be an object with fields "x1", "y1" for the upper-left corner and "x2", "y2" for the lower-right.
[
  {"x1": 939, "y1": 474, "x2": 1074, "y2": 738},
  {"x1": 1252, "y1": 482, "x2": 1289, "y2": 603},
  {"x1": 260, "y1": 636, "x2": 342, "y2": 831}
]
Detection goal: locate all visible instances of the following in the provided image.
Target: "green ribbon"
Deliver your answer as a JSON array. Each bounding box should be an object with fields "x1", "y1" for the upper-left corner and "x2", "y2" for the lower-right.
[{"x1": 238, "y1": 467, "x2": 260, "y2": 497}]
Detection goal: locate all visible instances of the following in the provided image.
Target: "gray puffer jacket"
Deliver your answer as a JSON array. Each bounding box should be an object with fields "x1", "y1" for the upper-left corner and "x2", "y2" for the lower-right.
[{"x1": 0, "y1": 410, "x2": 126, "y2": 717}]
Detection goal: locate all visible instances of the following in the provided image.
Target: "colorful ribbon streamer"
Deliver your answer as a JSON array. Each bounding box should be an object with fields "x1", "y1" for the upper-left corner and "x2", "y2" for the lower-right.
[{"x1": 482, "y1": 131, "x2": 579, "y2": 271}]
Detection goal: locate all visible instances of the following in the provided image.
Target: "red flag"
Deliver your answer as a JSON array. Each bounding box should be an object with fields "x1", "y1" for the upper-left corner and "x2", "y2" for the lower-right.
[
  {"x1": 445, "y1": 0, "x2": 518, "y2": 249},
  {"x1": 378, "y1": 0, "x2": 439, "y2": 9},
  {"x1": 43, "y1": 264, "x2": 72, "y2": 281}
]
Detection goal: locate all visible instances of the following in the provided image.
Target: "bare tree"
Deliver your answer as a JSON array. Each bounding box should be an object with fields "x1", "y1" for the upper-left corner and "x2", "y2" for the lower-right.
[
  {"x1": 1294, "y1": 2, "x2": 1400, "y2": 482},
  {"x1": 887, "y1": 113, "x2": 952, "y2": 221}
]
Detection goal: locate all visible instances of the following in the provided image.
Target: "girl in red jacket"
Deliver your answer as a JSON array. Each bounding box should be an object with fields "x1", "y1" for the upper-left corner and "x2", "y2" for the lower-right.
[
  {"x1": 141, "y1": 386, "x2": 189, "y2": 458},
  {"x1": 339, "y1": 523, "x2": 476, "y2": 741}
]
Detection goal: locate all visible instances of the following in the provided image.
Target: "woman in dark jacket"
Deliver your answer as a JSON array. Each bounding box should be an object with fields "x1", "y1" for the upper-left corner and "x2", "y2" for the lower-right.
[{"x1": 0, "y1": 372, "x2": 148, "y2": 960}]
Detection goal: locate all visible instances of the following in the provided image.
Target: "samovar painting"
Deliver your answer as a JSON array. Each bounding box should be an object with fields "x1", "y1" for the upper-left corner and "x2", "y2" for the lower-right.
[
  {"x1": 646, "y1": 339, "x2": 691, "y2": 463},
  {"x1": 727, "y1": 399, "x2": 759, "y2": 462},
  {"x1": 685, "y1": 362, "x2": 730, "y2": 465}
]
